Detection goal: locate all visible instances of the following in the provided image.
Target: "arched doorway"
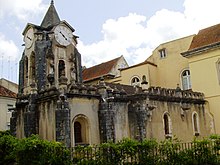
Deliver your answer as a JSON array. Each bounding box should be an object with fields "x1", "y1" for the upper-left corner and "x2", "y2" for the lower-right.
[
  {"x1": 73, "y1": 115, "x2": 90, "y2": 146},
  {"x1": 74, "y1": 121, "x2": 82, "y2": 143}
]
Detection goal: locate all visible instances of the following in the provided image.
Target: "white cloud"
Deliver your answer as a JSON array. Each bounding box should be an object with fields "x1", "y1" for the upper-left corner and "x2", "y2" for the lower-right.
[
  {"x1": 0, "y1": 33, "x2": 19, "y2": 60},
  {"x1": 184, "y1": 0, "x2": 220, "y2": 29},
  {"x1": 78, "y1": 13, "x2": 149, "y2": 67},
  {"x1": 79, "y1": 0, "x2": 220, "y2": 67},
  {"x1": 0, "y1": 0, "x2": 46, "y2": 21}
]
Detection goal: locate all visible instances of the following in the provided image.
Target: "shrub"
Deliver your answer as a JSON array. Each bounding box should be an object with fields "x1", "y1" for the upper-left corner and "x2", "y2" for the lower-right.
[
  {"x1": 72, "y1": 137, "x2": 220, "y2": 165},
  {"x1": 15, "y1": 135, "x2": 72, "y2": 165},
  {"x1": 0, "y1": 131, "x2": 72, "y2": 165},
  {"x1": 0, "y1": 131, "x2": 17, "y2": 165}
]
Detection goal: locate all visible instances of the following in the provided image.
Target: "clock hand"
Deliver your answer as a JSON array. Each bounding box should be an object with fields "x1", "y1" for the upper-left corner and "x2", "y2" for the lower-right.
[
  {"x1": 27, "y1": 36, "x2": 32, "y2": 41},
  {"x1": 59, "y1": 31, "x2": 68, "y2": 40}
]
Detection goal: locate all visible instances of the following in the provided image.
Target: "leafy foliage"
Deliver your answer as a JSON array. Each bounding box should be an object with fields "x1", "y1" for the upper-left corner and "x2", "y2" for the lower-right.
[
  {"x1": 0, "y1": 131, "x2": 17, "y2": 165},
  {"x1": 73, "y1": 136, "x2": 220, "y2": 165},
  {"x1": 0, "y1": 131, "x2": 71, "y2": 165},
  {"x1": 1, "y1": 130, "x2": 220, "y2": 165},
  {"x1": 15, "y1": 135, "x2": 71, "y2": 165}
]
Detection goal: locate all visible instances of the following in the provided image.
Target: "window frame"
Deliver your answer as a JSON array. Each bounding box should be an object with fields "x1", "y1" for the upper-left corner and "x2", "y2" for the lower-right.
[
  {"x1": 163, "y1": 112, "x2": 172, "y2": 138},
  {"x1": 192, "y1": 112, "x2": 200, "y2": 136},
  {"x1": 181, "y1": 69, "x2": 191, "y2": 90},
  {"x1": 159, "y1": 48, "x2": 167, "y2": 59},
  {"x1": 130, "y1": 76, "x2": 141, "y2": 87}
]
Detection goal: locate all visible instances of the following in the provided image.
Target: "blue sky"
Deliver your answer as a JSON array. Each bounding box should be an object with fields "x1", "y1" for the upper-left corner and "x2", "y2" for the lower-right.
[{"x1": 0, "y1": 0, "x2": 220, "y2": 83}]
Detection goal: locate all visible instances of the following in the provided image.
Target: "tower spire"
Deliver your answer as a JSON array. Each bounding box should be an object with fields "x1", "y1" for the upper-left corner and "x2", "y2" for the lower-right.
[{"x1": 40, "y1": 0, "x2": 60, "y2": 28}]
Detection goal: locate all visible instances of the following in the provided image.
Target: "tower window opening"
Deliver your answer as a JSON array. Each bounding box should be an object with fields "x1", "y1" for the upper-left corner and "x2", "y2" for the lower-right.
[{"x1": 58, "y1": 60, "x2": 65, "y2": 78}]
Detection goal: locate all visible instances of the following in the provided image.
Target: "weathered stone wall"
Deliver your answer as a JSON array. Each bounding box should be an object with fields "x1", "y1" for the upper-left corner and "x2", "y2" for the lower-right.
[
  {"x1": 68, "y1": 96, "x2": 100, "y2": 146},
  {"x1": 113, "y1": 102, "x2": 129, "y2": 141},
  {"x1": 38, "y1": 99, "x2": 57, "y2": 141},
  {"x1": 146, "y1": 101, "x2": 211, "y2": 141}
]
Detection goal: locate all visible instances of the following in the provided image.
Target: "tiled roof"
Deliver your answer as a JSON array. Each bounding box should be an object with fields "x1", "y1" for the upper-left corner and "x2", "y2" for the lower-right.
[
  {"x1": 82, "y1": 57, "x2": 121, "y2": 82},
  {"x1": 0, "y1": 85, "x2": 17, "y2": 98},
  {"x1": 189, "y1": 23, "x2": 220, "y2": 50}
]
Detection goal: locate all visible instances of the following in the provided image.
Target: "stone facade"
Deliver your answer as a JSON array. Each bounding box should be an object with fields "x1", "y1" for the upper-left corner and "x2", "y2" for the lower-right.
[{"x1": 11, "y1": 1, "x2": 214, "y2": 147}]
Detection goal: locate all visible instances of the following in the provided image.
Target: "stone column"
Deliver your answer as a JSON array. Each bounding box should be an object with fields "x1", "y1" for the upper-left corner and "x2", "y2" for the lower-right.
[
  {"x1": 135, "y1": 102, "x2": 147, "y2": 141},
  {"x1": 98, "y1": 102, "x2": 115, "y2": 143},
  {"x1": 98, "y1": 78, "x2": 115, "y2": 143},
  {"x1": 24, "y1": 93, "x2": 38, "y2": 137},
  {"x1": 55, "y1": 94, "x2": 71, "y2": 148}
]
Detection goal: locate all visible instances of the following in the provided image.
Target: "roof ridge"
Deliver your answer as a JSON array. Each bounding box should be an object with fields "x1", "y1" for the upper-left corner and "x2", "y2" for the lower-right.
[
  {"x1": 85, "y1": 56, "x2": 121, "y2": 70},
  {"x1": 82, "y1": 56, "x2": 123, "y2": 82}
]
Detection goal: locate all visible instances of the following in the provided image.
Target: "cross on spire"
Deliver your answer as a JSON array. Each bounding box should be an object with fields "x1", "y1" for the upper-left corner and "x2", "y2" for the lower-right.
[{"x1": 51, "y1": 0, "x2": 54, "y2": 5}]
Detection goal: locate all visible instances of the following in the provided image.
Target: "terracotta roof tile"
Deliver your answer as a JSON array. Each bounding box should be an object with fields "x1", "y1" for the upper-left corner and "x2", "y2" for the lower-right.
[
  {"x1": 189, "y1": 23, "x2": 220, "y2": 50},
  {"x1": 0, "y1": 85, "x2": 17, "y2": 98},
  {"x1": 82, "y1": 57, "x2": 121, "y2": 82}
]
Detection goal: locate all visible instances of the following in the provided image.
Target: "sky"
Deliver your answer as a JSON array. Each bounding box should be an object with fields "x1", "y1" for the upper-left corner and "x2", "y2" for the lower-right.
[{"x1": 1, "y1": 0, "x2": 220, "y2": 83}]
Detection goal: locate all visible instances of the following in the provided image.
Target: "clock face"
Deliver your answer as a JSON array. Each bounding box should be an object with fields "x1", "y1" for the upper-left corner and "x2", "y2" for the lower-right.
[
  {"x1": 24, "y1": 28, "x2": 34, "y2": 49},
  {"x1": 54, "y1": 25, "x2": 72, "y2": 46}
]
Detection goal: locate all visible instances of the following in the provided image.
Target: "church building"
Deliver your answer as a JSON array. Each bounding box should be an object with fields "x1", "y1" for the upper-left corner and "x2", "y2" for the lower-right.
[{"x1": 11, "y1": 1, "x2": 214, "y2": 147}]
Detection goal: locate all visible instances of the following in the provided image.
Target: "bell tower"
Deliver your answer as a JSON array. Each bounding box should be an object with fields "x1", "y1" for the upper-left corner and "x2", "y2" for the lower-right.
[
  {"x1": 13, "y1": 1, "x2": 82, "y2": 147},
  {"x1": 19, "y1": 0, "x2": 82, "y2": 95}
]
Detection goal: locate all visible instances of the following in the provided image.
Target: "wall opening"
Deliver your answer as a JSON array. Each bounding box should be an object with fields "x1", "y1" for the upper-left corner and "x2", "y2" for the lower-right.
[
  {"x1": 163, "y1": 113, "x2": 172, "y2": 138},
  {"x1": 74, "y1": 121, "x2": 82, "y2": 143},
  {"x1": 192, "y1": 112, "x2": 200, "y2": 136},
  {"x1": 73, "y1": 115, "x2": 90, "y2": 146},
  {"x1": 58, "y1": 60, "x2": 65, "y2": 78},
  {"x1": 181, "y1": 70, "x2": 191, "y2": 90},
  {"x1": 30, "y1": 52, "x2": 35, "y2": 82},
  {"x1": 131, "y1": 76, "x2": 140, "y2": 87}
]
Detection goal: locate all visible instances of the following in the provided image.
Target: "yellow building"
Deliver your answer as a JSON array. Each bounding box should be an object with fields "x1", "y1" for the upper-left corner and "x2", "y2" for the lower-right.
[
  {"x1": 0, "y1": 78, "x2": 18, "y2": 94},
  {"x1": 111, "y1": 35, "x2": 195, "y2": 90},
  {"x1": 182, "y1": 23, "x2": 220, "y2": 133}
]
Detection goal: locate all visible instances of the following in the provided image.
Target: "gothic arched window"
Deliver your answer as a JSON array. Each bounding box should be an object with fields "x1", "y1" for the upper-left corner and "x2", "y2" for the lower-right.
[
  {"x1": 192, "y1": 112, "x2": 200, "y2": 136},
  {"x1": 30, "y1": 52, "x2": 35, "y2": 81},
  {"x1": 23, "y1": 56, "x2": 29, "y2": 87},
  {"x1": 163, "y1": 113, "x2": 172, "y2": 138},
  {"x1": 181, "y1": 70, "x2": 191, "y2": 90},
  {"x1": 24, "y1": 56, "x2": 28, "y2": 78}
]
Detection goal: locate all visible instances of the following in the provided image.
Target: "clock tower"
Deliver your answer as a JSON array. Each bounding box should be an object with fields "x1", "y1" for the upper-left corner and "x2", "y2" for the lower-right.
[
  {"x1": 13, "y1": 0, "x2": 82, "y2": 147},
  {"x1": 19, "y1": 0, "x2": 82, "y2": 95}
]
